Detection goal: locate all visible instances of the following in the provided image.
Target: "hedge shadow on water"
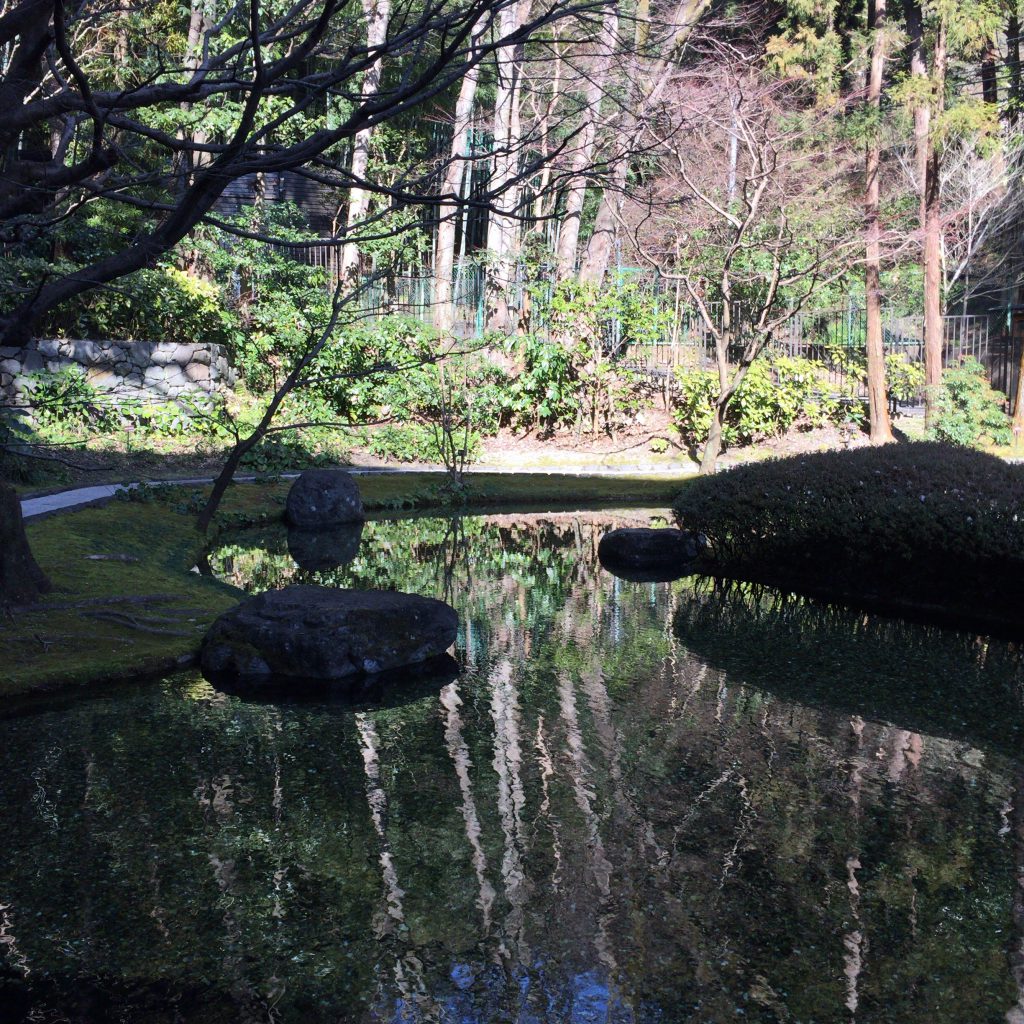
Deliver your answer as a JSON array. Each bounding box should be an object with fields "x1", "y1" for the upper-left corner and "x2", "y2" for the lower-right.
[{"x1": 674, "y1": 579, "x2": 1024, "y2": 758}]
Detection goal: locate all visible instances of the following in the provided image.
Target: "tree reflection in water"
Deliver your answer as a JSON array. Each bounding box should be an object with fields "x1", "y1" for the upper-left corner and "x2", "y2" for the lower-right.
[{"x1": 0, "y1": 511, "x2": 1022, "y2": 1023}]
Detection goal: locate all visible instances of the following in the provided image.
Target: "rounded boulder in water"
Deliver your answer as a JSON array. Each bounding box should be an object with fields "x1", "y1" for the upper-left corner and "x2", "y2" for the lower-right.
[
  {"x1": 201, "y1": 584, "x2": 458, "y2": 684},
  {"x1": 598, "y1": 527, "x2": 703, "y2": 582},
  {"x1": 285, "y1": 469, "x2": 364, "y2": 528},
  {"x1": 287, "y1": 522, "x2": 364, "y2": 571}
]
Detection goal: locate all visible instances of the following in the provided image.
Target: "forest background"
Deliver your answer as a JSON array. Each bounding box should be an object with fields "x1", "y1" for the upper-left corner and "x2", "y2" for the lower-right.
[{"x1": 2, "y1": 0, "x2": 1023, "y2": 499}]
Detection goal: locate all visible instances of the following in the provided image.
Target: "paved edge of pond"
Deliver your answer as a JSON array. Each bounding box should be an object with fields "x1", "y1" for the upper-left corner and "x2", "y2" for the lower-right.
[{"x1": 20, "y1": 464, "x2": 698, "y2": 520}]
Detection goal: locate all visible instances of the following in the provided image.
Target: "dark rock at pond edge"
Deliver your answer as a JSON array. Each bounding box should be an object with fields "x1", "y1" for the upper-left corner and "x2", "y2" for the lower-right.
[
  {"x1": 598, "y1": 527, "x2": 704, "y2": 583},
  {"x1": 285, "y1": 469, "x2": 364, "y2": 528},
  {"x1": 211, "y1": 653, "x2": 461, "y2": 706},
  {"x1": 288, "y1": 522, "x2": 364, "y2": 571},
  {"x1": 200, "y1": 585, "x2": 458, "y2": 684}
]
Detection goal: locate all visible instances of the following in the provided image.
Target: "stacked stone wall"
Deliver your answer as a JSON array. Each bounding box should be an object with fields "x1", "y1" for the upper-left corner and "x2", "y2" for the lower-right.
[{"x1": 0, "y1": 338, "x2": 235, "y2": 405}]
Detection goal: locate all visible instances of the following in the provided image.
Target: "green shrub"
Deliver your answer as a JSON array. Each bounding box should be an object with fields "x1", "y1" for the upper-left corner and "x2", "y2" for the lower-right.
[
  {"x1": 672, "y1": 367, "x2": 720, "y2": 443},
  {"x1": 0, "y1": 407, "x2": 40, "y2": 483},
  {"x1": 330, "y1": 317, "x2": 508, "y2": 450},
  {"x1": 827, "y1": 344, "x2": 926, "y2": 404},
  {"x1": 885, "y1": 353, "x2": 926, "y2": 403},
  {"x1": 503, "y1": 333, "x2": 580, "y2": 429},
  {"x1": 672, "y1": 442, "x2": 1024, "y2": 617},
  {"x1": 361, "y1": 422, "x2": 483, "y2": 464},
  {"x1": 239, "y1": 436, "x2": 345, "y2": 475},
  {"x1": 928, "y1": 358, "x2": 1011, "y2": 447},
  {"x1": 116, "y1": 393, "x2": 232, "y2": 439},
  {"x1": 0, "y1": 258, "x2": 236, "y2": 347},
  {"x1": 24, "y1": 367, "x2": 120, "y2": 432},
  {"x1": 504, "y1": 331, "x2": 653, "y2": 435},
  {"x1": 22, "y1": 367, "x2": 233, "y2": 444},
  {"x1": 672, "y1": 356, "x2": 854, "y2": 446}
]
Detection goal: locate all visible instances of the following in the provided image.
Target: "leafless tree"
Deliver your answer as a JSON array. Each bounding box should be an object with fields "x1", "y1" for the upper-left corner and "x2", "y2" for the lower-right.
[
  {"x1": 577, "y1": 0, "x2": 712, "y2": 286},
  {"x1": 937, "y1": 135, "x2": 1024, "y2": 310},
  {"x1": 621, "y1": 65, "x2": 863, "y2": 473}
]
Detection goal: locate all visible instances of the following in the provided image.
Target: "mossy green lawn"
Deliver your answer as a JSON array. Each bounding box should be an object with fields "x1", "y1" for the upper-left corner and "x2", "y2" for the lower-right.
[
  {"x1": 5, "y1": 503, "x2": 239, "y2": 697},
  {"x1": 4, "y1": 472, "x2": 683, "y2": 697}
]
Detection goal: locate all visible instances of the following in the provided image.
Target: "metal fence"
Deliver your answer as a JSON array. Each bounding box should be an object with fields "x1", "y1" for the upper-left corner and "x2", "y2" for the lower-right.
[
  {"x1": 615, "y1": 306, "x2": 1006, "y2": 410},
  {"x1": 279, "y1": 245, "x2": 1020, "y2": 409}
]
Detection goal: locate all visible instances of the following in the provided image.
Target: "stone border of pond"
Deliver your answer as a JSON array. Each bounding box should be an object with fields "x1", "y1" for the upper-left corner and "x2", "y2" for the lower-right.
[{"x1": 4, "y1": 472, "x2": 684, "y2": 699}]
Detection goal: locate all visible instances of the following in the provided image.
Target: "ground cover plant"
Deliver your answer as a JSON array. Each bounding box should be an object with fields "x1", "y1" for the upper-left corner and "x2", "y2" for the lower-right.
[
  {"x1": 672, "y1": 441, "x2": 1024, "y2": 634},
  {"x1": 928, "y1": 358, "x2": 1013, "y2": 448}
]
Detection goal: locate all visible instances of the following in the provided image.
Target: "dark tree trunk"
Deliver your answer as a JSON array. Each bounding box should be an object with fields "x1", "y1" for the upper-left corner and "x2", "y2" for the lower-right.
[
  {"x1": 911, "y1": 7, "x2": 946, "y2": 431},
  {"x1": 1010, "y1": 15, "x2": 1021, "y2": 128},
  {"x1": 699, "y1": 405, "x2": 725, "y2": 474},
  {"x1": 865, "y1": 0, "x2": 893, "y2": 443},
  {"x1": 980, "y1": 44, "x2": 998, "y2": 107},
  {"x1": 922, "y1": 122, "x2": 944, "y2": 430},
  {"x1": 0, "y1": 481, "x2": 50, "y2": 605}
]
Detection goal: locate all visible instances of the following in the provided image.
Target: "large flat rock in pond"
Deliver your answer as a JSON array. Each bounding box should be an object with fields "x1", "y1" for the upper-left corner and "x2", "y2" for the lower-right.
[
  {"x1": 285, "y1": 469, "x2": 364, "y2": 528},
  {"x1": 598, "y1": 527, "x2": 702, "y2": 582},
  {"x1": 201, "y1": 585, "x2": 458, "y2": 681}
]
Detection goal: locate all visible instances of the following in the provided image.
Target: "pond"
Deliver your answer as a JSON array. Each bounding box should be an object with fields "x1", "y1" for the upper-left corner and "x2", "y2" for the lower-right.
[{"x1": 1, "y1": 510, "x2": 1023, "y2": 1023}]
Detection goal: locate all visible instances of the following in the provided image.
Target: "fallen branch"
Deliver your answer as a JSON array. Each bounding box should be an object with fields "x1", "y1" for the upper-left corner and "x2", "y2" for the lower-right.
[{"x1": 82, "y1": 610, "x2": 193, "y2": 636}]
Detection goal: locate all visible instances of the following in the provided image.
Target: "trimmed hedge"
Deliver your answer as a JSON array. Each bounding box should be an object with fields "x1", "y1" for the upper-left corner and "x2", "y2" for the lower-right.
[{"x1": 673, "y1": 442, "x2": 1024, "y2": 632}]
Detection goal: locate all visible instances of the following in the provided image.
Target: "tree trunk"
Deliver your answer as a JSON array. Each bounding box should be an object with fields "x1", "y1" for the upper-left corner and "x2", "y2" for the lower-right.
[
  {"x1": 0, "y1": 481, "x2": 50, "y2": 605},
  {"x1": 1010, "y1": 14, "x2": 1021, "y2": 128},
  {"x1": 907, "y1": 2, "x2": 946, "y2": 430},
  {"x1": 981, "y1": 43, "x2": 998, "y2": 106},
  {"x1": 923, "y1": 152, "x2": 944, "y2": 428},
  {"x1": 864, "y1": 0, "x2": 893, "y2": 443},
  {"x1": 1012, "y1": 324, "x2": 1024, "y2": 443},
  {"x1": 433, "y1": 26, "x2": 484, "y2": 334},
  {"x1": 339, "y1": 0, "x2": 393, "y2": 281},
  {"x1": 485, "y1": 0, "x2": 530, "y2": 331},
  {"x1": 554, "y1": 4, "x2": 620, "y2": 280},
  {"x1": 183, "y1": 3, "x2": 213, "y2": 172},
  {"x1": 699, "y1": 403, "x2": 725, "y2": 474},
  {"x1": 578, "y1": 0, "x2": 710, "y2": 286},
  {"x1": 578, "y1": 152, "x2": 629, "y2": 287},
  {"x1": 907, "y1": 2, "x2": 930, "y2": 231}
]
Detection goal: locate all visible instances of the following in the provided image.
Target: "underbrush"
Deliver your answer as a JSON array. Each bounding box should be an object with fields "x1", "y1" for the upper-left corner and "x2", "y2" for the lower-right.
[
  {"x1": 672, "y1": 357, "x2": 862, "y2": 446},
  {"x1": 671, "y1": 353, "x2": 926, "y2": 449},
  {"x1": 672, "y1": 442, "x2": 1024, "y2": 629}
]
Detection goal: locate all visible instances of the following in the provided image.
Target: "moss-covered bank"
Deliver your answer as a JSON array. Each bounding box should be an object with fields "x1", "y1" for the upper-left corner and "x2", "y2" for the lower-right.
[{"x1": 3, "y1": 471, "x2": 681, "y2": 696}]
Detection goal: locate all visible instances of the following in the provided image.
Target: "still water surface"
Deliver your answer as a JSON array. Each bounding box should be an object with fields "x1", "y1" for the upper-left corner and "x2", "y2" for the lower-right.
[{"x1": 1, "y1": 510, "x2": 1023, "y2": 1023}]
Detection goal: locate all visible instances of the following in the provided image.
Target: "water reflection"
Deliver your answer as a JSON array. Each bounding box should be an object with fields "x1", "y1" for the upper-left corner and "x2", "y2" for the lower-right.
[
  {"x1": 287, "y1": 521, "x2": 364, "y2": 571},
  {"x1": 0, "y1": 510, "x2": 1022, "y2": 1023}
]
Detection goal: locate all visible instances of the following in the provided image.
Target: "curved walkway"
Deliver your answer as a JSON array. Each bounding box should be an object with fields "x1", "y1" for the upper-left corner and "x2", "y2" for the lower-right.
[
  {"x1": 18, "y1": 468, "x2": 413, "y2": 520},
  {"x1": 19, "y1": 463, "x2": 696, "y2": 519}
]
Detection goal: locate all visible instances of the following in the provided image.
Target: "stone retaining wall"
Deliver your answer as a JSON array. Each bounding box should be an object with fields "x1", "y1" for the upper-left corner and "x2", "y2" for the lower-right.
[{"x1": 0, "y1": 338, "x2": 235, "y2": 405}]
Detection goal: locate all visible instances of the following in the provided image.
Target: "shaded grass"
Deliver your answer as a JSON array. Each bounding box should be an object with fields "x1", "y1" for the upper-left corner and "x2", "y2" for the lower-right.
[
  {"x1": 208, "y1": 471, "x2": 685, "y2": 528},
  {"x1": 4, "y1": 471, "x2": 682, "y2": 697},
  {"x1": 4, "y1": 503, "x2": 240, "y2": 697}
]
